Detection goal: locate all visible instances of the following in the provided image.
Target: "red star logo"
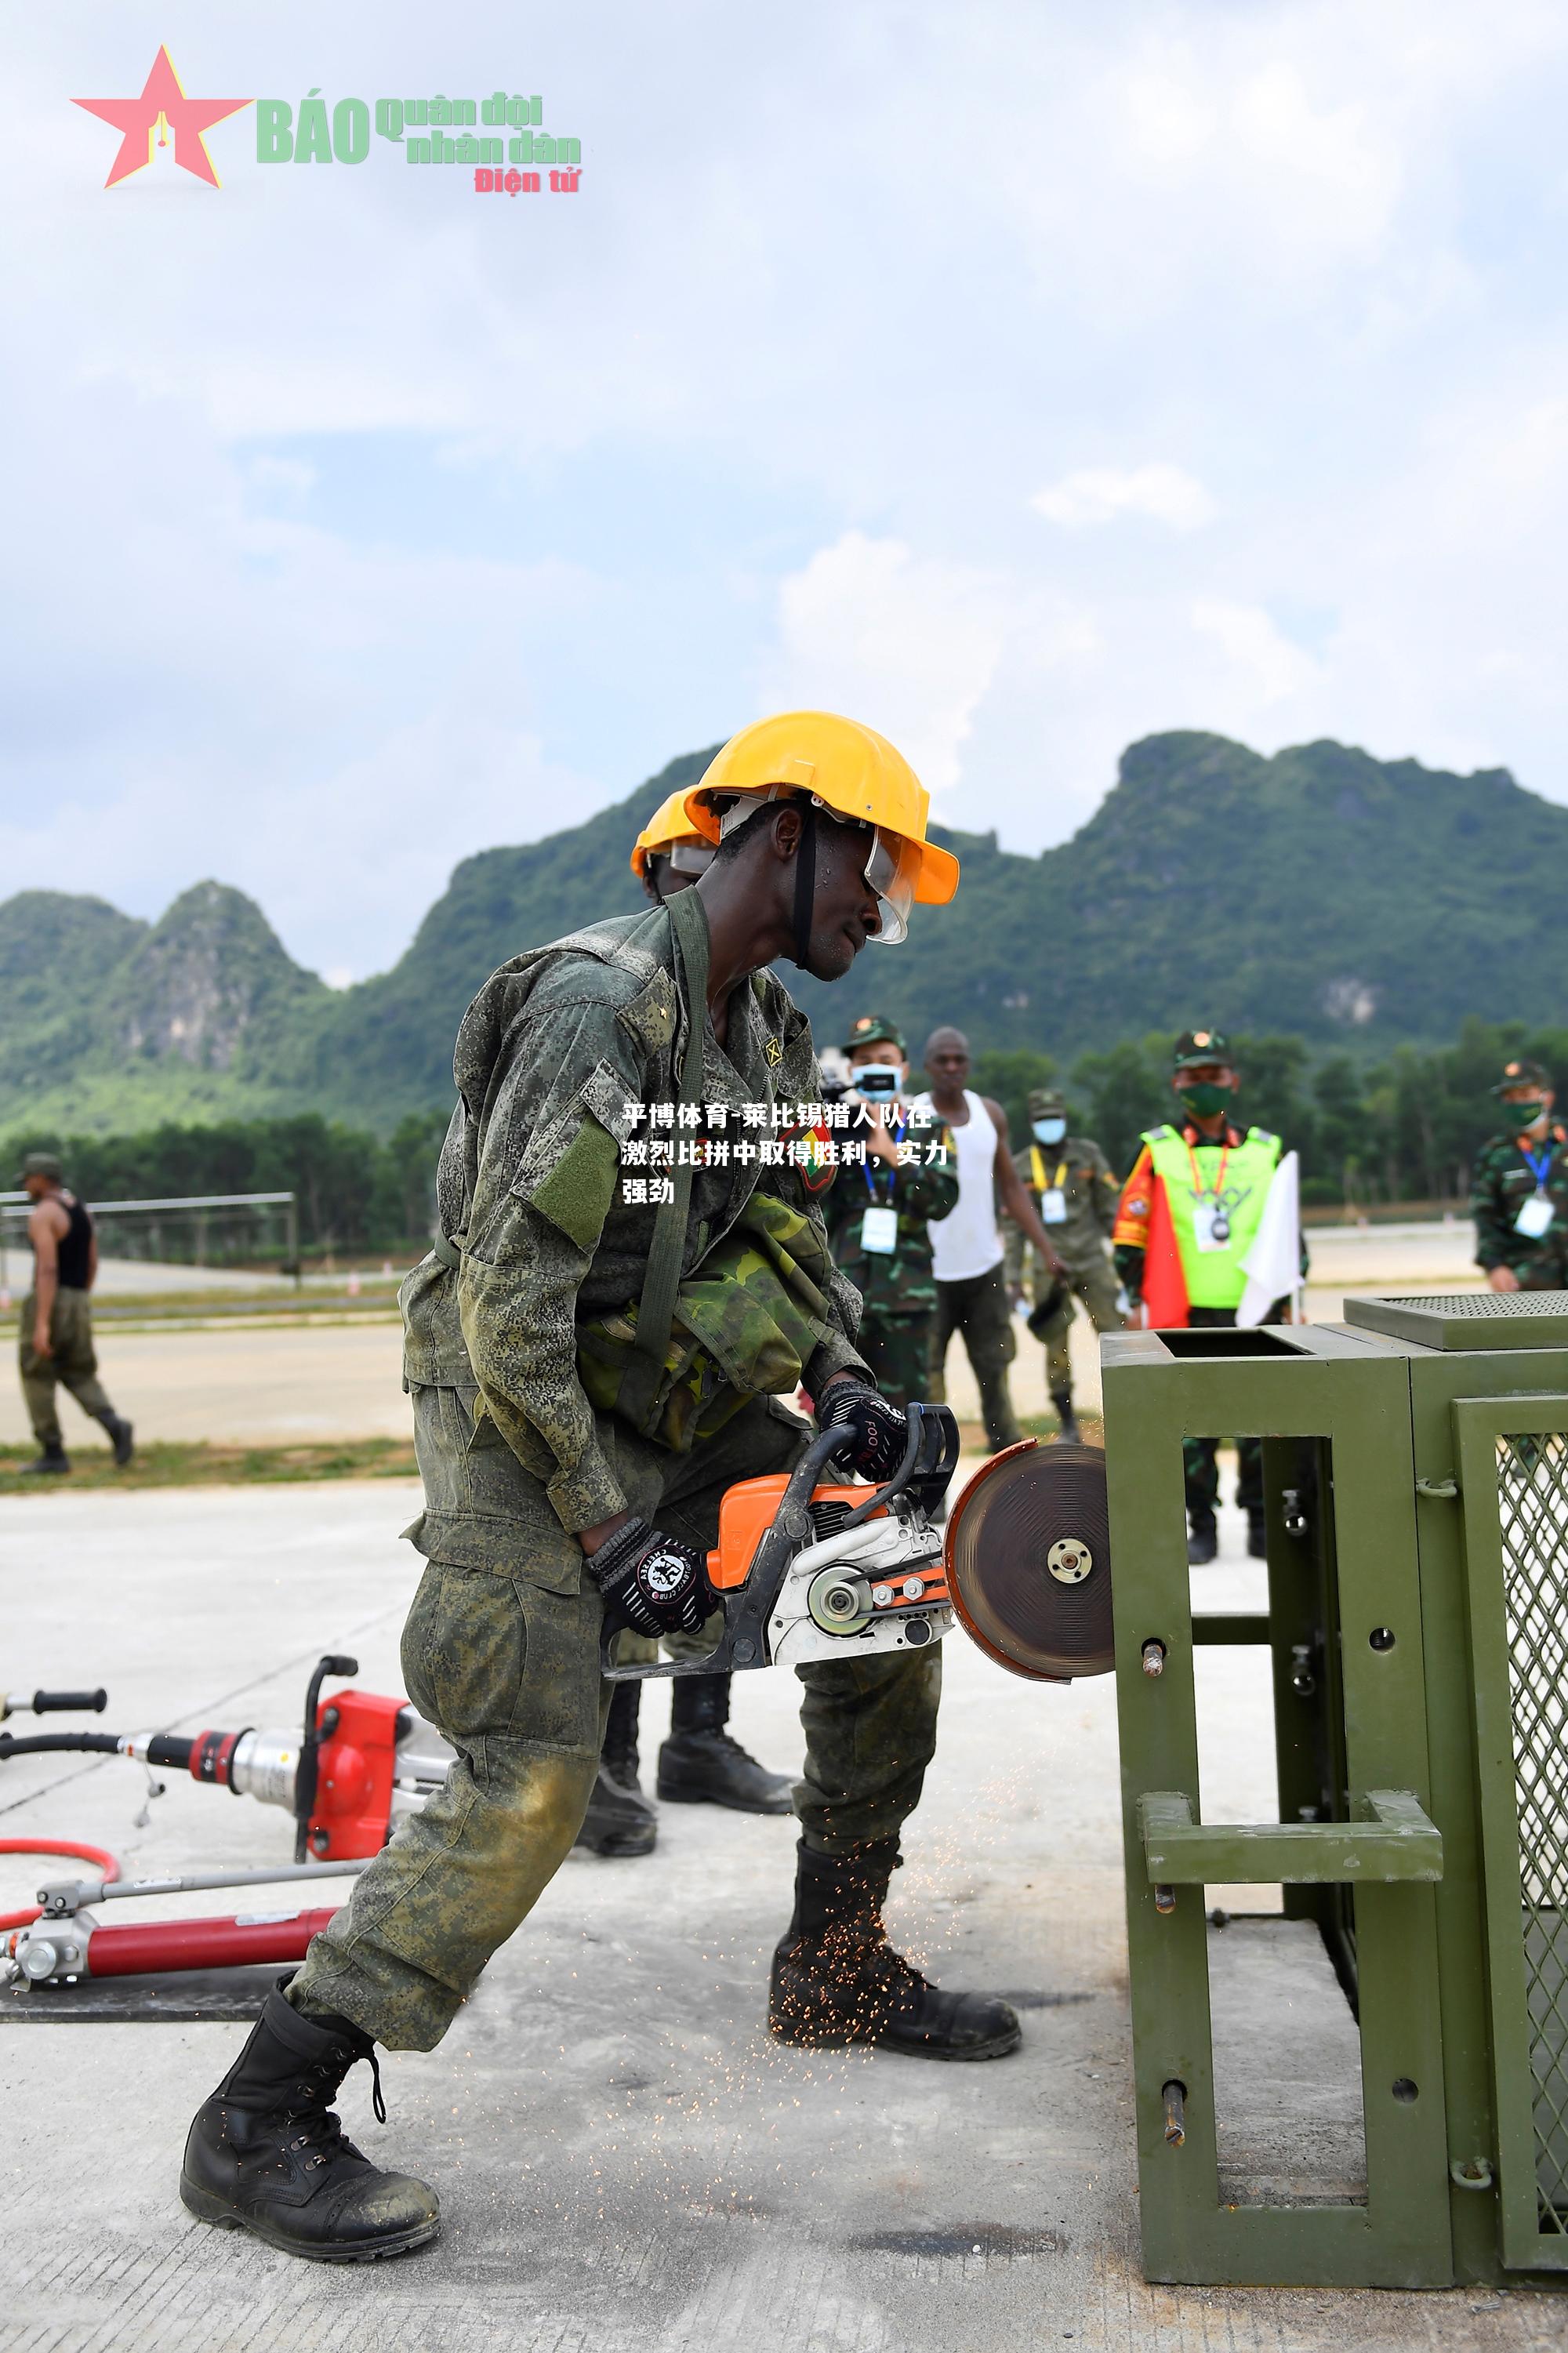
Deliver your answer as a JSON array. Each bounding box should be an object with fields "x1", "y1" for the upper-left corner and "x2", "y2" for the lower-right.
[{"x1": 74, "y1": 46, "x2": 251, "y2": 189}]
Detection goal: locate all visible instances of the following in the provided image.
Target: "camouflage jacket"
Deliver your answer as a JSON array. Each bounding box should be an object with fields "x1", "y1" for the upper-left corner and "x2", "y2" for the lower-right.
[
  {"x1": 1002, "y1": 1135, "x2": 1120, "y2": 1297},
  {"x1": 1470, "y1": 1124, "x2": 1568, "y2": 1280},
  {"x1": 401, "y1": 900, "x2": 868, "y2": 1545},
  {"x1": 822, "y1": 1105, "x2": 957, "y2": 1320}
]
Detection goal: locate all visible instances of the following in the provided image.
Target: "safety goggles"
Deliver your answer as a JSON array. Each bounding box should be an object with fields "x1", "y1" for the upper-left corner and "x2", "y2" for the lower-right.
[
  {"x1": 714, "y1": 790, "x2": 916, "y2": 945},
  {"x1": 665, "y1": 839, "x2": 714, "y2": 877}
]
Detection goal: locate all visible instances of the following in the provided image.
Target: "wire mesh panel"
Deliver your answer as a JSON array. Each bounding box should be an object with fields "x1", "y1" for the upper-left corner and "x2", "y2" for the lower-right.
[{"x1": 1496, "y1": 1432, "x2": 1568, "y2": 2231}]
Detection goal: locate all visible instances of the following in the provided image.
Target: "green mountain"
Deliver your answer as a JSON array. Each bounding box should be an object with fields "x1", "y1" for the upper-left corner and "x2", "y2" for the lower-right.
[{"x1": 5, "y1": 732, "x2": 1568, "y2": 1135}]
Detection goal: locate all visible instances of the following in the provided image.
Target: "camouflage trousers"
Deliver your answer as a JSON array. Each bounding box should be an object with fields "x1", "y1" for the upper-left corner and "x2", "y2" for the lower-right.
[
  {"x1": 928, "y1": 1264, "x2": 1021, "y2": 1451},
  {"x1": 855, "y1": 1309, "x2": 938, "y2": 1412},
  {"x1": 1028, "y1": 1257, "x2": 1125, "y2": 1404},
  {"x1": 18, "y1": 1291, "x2": 115, "y2": 1450},
  {"x1": 290, "y1": 1393, "x2": 941, "y2": 2050}
]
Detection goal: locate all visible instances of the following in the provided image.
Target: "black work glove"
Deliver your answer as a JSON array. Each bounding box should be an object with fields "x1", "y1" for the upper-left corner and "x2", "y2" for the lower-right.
[
  {"x1": 818, "y1": 1378, "x2": 909, "y2": 1483},
  {"x1": 586, "y1": 1516, "x2": 717, "y2": 1640}
]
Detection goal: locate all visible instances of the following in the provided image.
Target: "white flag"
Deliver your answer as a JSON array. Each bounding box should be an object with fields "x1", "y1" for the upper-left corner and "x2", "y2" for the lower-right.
[{"x1": 1237, "y1": 1150, "x2": 1301, "y2": 1328}]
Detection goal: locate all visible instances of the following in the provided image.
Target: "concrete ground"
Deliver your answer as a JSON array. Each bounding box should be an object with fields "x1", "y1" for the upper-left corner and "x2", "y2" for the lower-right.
[{"x1": 2, "y1": 1481, "x2": 1560, "y2": 2351}]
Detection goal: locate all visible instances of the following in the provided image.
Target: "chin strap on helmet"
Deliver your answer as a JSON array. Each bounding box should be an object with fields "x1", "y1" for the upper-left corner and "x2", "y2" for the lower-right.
[{"x1": 791, "y1": 797, "x2": 818, "y2": 971}]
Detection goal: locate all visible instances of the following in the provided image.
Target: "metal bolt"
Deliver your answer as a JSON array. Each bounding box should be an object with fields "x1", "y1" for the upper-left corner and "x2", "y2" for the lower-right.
[
  {"x1": 1142, "y1": 1640, "x2": 1166, "y2": 1678},
  {"x1": 1153, "y1": 1885, "x2": 1176, "y2": 1915},
  {"x1": 1161, "y1": 2080, "x2": 1187, "y2": 2145}
]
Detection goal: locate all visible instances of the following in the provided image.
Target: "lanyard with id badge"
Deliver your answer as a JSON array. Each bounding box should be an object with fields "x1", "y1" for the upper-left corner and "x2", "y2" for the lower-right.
[
  {"x1": 1515, "y1": 1142, "x2": 1558, "y2": 1240},
  {"x1": 861, "y1": 1117, "x2": 906, "y2": 1256},
  {"x1": 1030, "y1": 1146, "x2": 1069, "y2": 1226},
  {"x1": 1188, "y1": 1138, "x2": 1233, "y2": 1252}
]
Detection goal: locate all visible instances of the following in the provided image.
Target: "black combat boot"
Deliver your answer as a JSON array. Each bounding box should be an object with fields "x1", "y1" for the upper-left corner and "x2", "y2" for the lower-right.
[
  {"x1": 180, "y1": 1981, "x2": 439, "y2": 2261},
  {"x1": 97, "y1": 1411, "x2": 134, "y2": 1467},
  {"x1": 574, "y1": 1682, "x2": 657, "y2": 1857},
  {"x1": 1051, "y1": 1392, "x2": 1081, "y2": 1444},
  {"x1": 1187, "y1": 1512, "x2": 1218, "y2": 1566},
  {"x1": 20, "y1": 1442, "x2": 70, "y2": 1476},
  {"x1": 657, "y1": 1672, "x2": 793, "y2": 1814},
  {"x1": 768, "y1": 1839, "x2": 1022, "y2": 2061},
  {"x1": 1247, "y1": 1509, "x2": 1268, "y2": 1560}
]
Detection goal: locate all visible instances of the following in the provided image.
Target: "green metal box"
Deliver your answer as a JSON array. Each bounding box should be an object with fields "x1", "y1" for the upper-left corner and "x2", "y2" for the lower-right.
[{"x1": 1102, "y1": 1291, "x2": 1568, "y2": 2289}]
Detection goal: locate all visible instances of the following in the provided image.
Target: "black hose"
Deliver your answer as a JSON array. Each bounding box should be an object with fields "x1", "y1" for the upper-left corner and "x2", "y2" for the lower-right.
[
  {"x1": 0, "y1": 1730, "x2": 122, "y2": 1760},
  {"x1": 0, "y1": 1727, "x2": 194, "y2": 1767}
]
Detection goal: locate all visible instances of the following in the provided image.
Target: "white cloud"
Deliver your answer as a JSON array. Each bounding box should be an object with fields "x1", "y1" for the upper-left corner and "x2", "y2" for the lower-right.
[
  {"x1": 1031, "y1": 464, "x2": 1216, "y2": 531},
  {"x1": 758, "y1": 533, "x2": 1010, "y2": 796},
  {"x1": 1190, "y1": 600, "x2": 1323, "y2": 707},
  {"x1": 5, "y1": 0, "x2": 1568, "y2": 986}
]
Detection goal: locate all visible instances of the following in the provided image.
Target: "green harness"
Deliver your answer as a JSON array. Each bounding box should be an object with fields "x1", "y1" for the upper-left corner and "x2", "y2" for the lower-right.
[{"x1": 443, "y1": 888, "x2": 834, "y2": 1454}]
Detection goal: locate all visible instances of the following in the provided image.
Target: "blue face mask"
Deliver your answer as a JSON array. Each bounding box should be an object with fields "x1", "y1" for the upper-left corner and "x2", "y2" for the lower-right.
[
  {"x1": 854, "y1": 1064, "x2": 903, "y2": 1102},
  {"x1": 1033, "y1": 1117, "x2": 1066, "y2": 1146}
]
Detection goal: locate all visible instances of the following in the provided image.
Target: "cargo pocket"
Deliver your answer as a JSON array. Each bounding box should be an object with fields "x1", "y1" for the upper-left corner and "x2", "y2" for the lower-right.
[
  {"x1": 401, "y1": 1559, "x2": 601, "y2": 1759},
  {"x1": 406, "y1": 1380, "x2": 582, "y2": 1592}
]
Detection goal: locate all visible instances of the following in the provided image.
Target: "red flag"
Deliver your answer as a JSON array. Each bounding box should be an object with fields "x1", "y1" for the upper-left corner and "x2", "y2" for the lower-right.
[{"x1": 1142, "y1": 1172, "x2": 1189, "y2": 1329}]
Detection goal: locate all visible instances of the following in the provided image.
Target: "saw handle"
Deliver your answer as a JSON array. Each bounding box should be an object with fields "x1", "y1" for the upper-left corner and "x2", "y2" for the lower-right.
[{"x1": 840, "y1": 1401, "x2": 959, "y2": 1529}]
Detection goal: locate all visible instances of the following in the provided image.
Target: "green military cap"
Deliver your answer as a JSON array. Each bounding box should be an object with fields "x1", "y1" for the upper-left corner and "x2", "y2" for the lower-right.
[
  {"x1": 17, "y1": 1150, "x2": 64, "y2": 1182},
  {"x1": 1494, "y1": 1057, "x2": 1552, "y2": 1095},
  {"x1": 843, "y1": 1011, "x2": 906, "y2": 1056},
  {"x1": 1027, "y1": 1087, "x2": 1065, "y2": 1119},
  {"x1": 1173, "y1": 1027, "x2": 1232, "y2": 1071}
]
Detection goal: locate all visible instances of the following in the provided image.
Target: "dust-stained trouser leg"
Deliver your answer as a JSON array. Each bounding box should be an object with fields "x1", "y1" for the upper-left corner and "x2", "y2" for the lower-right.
[{"x1": 290, "y1": 1556, "x2": 606, "y2": 2046}]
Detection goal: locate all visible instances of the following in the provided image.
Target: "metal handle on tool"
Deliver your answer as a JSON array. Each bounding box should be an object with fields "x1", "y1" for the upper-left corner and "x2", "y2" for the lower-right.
[{"x1": 35, "y1": 1858, "x2": 371, "y2": 1919}]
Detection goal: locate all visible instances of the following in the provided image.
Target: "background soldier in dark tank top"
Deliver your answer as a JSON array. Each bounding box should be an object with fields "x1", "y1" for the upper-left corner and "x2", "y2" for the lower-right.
[{"x1": 16, "y1": 1149, "x2": 133, "y2": 1474}]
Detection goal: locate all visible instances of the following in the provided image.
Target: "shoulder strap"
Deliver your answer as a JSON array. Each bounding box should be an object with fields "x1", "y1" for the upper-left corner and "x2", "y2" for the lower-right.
[{"x1": 622, "y1": 888, "x2": 710, "y2": 1423}]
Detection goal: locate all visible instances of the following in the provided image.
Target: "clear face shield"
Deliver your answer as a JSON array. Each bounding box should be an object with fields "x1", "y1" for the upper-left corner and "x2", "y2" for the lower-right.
[{"x1": 861, "y1": 826, "x2": 920, "y2": 946}]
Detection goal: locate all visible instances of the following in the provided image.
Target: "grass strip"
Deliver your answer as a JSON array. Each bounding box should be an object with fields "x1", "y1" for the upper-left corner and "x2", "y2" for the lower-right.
[{"x1": 0, "y1": 1436, "x2": 418, "y2": 1493}]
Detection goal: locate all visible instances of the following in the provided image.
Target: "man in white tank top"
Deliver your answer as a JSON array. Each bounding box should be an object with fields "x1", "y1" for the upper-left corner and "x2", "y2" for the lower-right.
[{"x1": 912, "y1": 1027, "x2": 1066, "y2": 1451}]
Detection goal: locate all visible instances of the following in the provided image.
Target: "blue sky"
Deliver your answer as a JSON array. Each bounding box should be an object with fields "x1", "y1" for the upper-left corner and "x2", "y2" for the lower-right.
[{"x1": 6, "y1": 2, "x2": 1568, "y2": 980}]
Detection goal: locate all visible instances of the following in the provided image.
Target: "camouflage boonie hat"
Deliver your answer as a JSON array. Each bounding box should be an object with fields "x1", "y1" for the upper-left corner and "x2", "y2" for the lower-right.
[
  {"x1": 1173, "y1": 1028, "x2": 1232, "y2": 1072},
  {"x1": 843, "y1": 1011, "x2": 906, "y2": 1056},
  {"x1": 17, "y1": 1151, "x2": 64, "y2": 1182},
  {"x1": 1494, "y1": 1058, "x2": 1552, "y2": 1096},
  {"x1": 1027, "y1": 1088, "x2": 1065, "y2": 1120}
]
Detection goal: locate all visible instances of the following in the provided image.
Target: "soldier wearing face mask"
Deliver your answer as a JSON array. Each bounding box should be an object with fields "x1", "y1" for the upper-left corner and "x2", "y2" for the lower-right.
[
  {"x1": 1113, "y1": 1029, "x2": 1305, "y2": 1565},
  {"x1": 1472, "y1": 1058, "x2": 1568, "y2": 1294},
  {"x1": 1002, "y1": 1088, "x2": 1123, "y2": 1444},
  {"x1": 822, "y1": 1015, "x2": 957, "y2": 1409}
]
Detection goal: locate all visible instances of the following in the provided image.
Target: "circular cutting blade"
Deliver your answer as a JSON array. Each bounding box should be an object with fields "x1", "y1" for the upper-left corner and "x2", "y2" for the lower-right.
[{"x1": 944, "y1": 1440, "x2": 1115, "y2": 1681}]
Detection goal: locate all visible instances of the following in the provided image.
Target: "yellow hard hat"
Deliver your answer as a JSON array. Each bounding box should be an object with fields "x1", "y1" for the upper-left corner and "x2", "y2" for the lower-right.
[
  {"x1": 681, "y1": 710, "x2": 960, "y2": 943},
  {"x1": 630, "y1": 786, "x2": 716, "y2": 882}
]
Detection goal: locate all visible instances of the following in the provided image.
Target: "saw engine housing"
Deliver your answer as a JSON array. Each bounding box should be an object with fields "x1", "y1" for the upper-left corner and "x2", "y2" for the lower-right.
[{"x1": 603, "y1": 1401, "x2": 961, "y2": 1679}]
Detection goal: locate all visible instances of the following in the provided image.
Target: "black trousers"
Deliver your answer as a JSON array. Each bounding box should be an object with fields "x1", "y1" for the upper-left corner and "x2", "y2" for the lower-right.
[{"x1": 1181, "y1": 1305, "x2": 1264, "y2": 1523}]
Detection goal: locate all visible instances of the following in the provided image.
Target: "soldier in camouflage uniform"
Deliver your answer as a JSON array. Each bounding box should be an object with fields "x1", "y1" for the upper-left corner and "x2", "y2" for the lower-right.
[
  {"x1": 1002, "y1": 1088, "x2": 1124, "y2": 1443},
  {"x1": 179, "y1": 711, "x2": 1020, "y2": 2266},
  {"x1": 822, "y1": 1014, "x2": 956, "y2": 1409},
  {"x1": 570, "y1": 793, "x2": 793, "y2": 1861},
  {"x1": 1472, "y1": 1057, "x2": 1568, "y2": 1293}
]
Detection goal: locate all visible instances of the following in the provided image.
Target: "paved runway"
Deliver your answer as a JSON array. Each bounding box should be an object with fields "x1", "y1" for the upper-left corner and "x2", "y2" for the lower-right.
[
  {"x1": 0, "y1": 1481, "x2": 1556, "y2": 2351},
  {"x1": 0, "y1": 1218, "x2": 1487, "y2": 1456}
]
